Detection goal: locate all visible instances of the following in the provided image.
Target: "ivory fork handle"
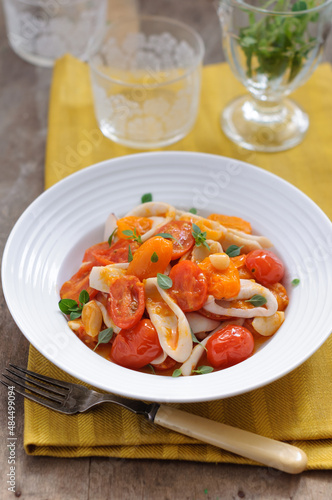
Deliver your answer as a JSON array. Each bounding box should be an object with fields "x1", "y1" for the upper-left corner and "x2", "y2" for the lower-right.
[{"x1": 154, "y1": 405, "x2": 307, "y2": 474}]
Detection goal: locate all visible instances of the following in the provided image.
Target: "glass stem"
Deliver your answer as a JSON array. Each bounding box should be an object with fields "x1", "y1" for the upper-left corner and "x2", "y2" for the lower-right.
[{"x1": 250, "y1": 96, "x2": 284, "y2": 116}]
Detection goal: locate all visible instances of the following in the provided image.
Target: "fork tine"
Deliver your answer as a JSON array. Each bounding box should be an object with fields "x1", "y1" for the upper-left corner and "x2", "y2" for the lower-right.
[
  {"x1": 1, "y1": 380, "x2": 73, "y2": 413},
  {"x1": 9, "y1": 364, "x2": 71, "y2": 390},
  {"x1": 6, "y1": 367, "x2": 68, "y2": 397},
  {"x1": 2, "y1": 373, "x2": 65, "y2": 404}
]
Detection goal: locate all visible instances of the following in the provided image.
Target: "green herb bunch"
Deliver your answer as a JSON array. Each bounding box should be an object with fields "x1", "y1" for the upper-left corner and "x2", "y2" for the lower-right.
[{"x1": 238, "y1": 0, "x2": 320, "y2": 82}]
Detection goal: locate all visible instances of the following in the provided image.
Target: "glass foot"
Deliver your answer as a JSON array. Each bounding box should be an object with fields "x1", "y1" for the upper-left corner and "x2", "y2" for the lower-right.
[{"x1": 221, "y1": 95, "x2": 309, "y2": 153}]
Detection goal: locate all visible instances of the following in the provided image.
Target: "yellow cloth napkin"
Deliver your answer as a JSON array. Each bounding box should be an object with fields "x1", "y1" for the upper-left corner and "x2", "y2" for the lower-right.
[{"x1": 25, "y1": 55, "x2": 332, "y2": 468}]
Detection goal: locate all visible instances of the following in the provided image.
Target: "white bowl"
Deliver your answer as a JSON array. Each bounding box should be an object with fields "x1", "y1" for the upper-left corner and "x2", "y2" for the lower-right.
[{"x1": 2, "y1": 152, "x2": 332, "y2": 402}]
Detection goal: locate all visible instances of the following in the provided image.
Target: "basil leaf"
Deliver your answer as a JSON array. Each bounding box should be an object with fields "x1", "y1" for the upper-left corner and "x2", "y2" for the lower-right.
[
  {"x1": 141, "y1": 193, "x2": 153, "y2": 203},
  {"x1": 192, "y1": 365, "x2": 214, "y2": 375},
  {"x1": 291, "y1": 278, "x2": 300, "y2": 286},
  {"x1": 108, "y1": 227, "x2": 118, "y2": 246},
  {"x1": 79, "y1": 290, "x2": 90, "y2": 307},
  {"x1": 225, "y1": 245, "x2": 243, "y2": 257},
  {"x1": 192, "y1": 223, "x2": 201, "y2": 234},
  {"x1": 68, "y1": 305, "x2": 81, "y2": 313},
  {"x1": 157, "y1": 273, "x2": 173, "y2": 290},
  {"x1": 172, "y1": 369, "x2": 182, "y2": 377},
  {"x1": 245, "y1": 294, "x2": 267, "y2": 307},
  {"x1": 122, "y1": 229, "x2": 134, "y2": 237},
  {"x1": 189, "y1": 208, "x2": 197, "y2": 214},
  {"x1": 128, "y1": 245, "x2": 133, "y2": 262},
  {"x1": 58, "y1": 299, "x2": 78, "y2": 315},
  {"x1": 93, "y1": 328, "x2": 114, "y2": 351},
  {"x1": 69, "y1": 311, "x2": 82, "y2": 320},
  {"x1": 151, "y1": 252, "x2": 159, "y2": 263}
]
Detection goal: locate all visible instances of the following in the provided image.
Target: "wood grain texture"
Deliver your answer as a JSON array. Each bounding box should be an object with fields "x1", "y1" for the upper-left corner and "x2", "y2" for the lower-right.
[{"x1": 0, "y1": 1, "x2": 331, "y2": 499}]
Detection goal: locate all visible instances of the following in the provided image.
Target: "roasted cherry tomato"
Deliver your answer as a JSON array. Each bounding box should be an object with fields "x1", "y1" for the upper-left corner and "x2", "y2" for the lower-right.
[
  {"x1": 127, "y1": 236, "x2": 173, "y2": 280},
  {"x1": 155, "y1": 220, "x2": 195, "y2": 259},
  {"x1": 267, "y1": 282, "x2": 289, "y2": 311},
  {"x1": 245, "y1": 249, "x2": 285, "y2": 286},
  {"x1": 60, "y1": 262, "x2": 98, "y2": 303},
  {"x1": 208, "y1": 214, "x2": 252, "y2": 234},
  {"x1": 231, "y1": 254, "x2": 254, "y2": 280},
  {"x1": 206, "y1": 325, "x2": 254, "y2": 370},
  {"x1": 169, "y1": 260, "x2": 208, "y2": 312},
  {"x1": 110, "y1": 319, "x2": 163, "y2": 370},
  {"x1": 198, "y1": 258, "x2": 240, "y2": 300},
  {"x1": 116, "y1": 216, "x2": 153, "y2": 239},
  {"x1": 108, "y1": 275, "x2": 145, "y2": 329},
  {"x1": 152, "y1": 355, "x2": 177, "y2": 372},
  {"x1": 83, "y1": 239, "x2": 139, "y2": 266}
]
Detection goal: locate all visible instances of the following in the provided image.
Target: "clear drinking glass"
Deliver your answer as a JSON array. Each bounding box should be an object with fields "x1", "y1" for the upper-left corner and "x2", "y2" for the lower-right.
[
  {"x1": 2, "y1": 0, "x2": 107, "y2": 67},
  {"x1": 88, "y1": 15, "x2": 205, "y2": 149},
  {"x1": 218, "y1": 0, "x2": 332, "y2": 152}
]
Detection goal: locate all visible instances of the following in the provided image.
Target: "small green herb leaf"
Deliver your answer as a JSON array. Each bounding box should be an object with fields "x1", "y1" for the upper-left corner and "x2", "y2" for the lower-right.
[
  {"x1": 192, "y1": 366, "x2": 214, "y2": 375},
  {"x1": 225, "y1": 245, "x2": 243, "y2": 257},
  {"x1": 147, "y1": 364, "x2": 156, "y2": 374},
  {"x1": 108, "y1": 227, "x2": 118, "y2": 246},
  {"x1": 141, "y1": 193, "x2": 153, "y2": 203},
  {"x1": 58, "y1": 298, "x2": 78, "y2": 315},
  {"x1": 79, "y1": 290, "x2": 90, "y2": 307},
  {"x1": 155, "y1": 232, "x2": 175, "y2": 239},
  {"x1": 189, "y1": 208, "x2": 197, "y2": 214},
  {"x1": 157, "y1": 273, "x2": 173, "y2": 290},
  {"x1": 191, "y1": 330, "x2": 207, "y2": 352},
  {"x1": 192, "y1": 223, "x2": 210, "y2": 250},
  {"x1": 172, "y1": 369, "x2": 182, "y2": 377},
  {"x1": 245, "y1": 294, "x2": 267, "y2": 307},
  {"x1": 291, "y1": 278, "x2": 300, "y2": 286},
  {"x1": 155, "y1": 232, "x2": 182, "y2": 247},
  {"x1": 93, "y1": 327, "x2": 114, "y2": 351},
  {"x1": 70, "y1": 311, "x2": 82, "y2": 320},
  {"x1": 128, "y1": 245, "x2": 133, "y2": 262},
  {"x1": 122, "y1": 228, "x2": 142, "y2": 244},
  {"x1": 151, "y1": 251, "x2": 159, "y2": 263}
]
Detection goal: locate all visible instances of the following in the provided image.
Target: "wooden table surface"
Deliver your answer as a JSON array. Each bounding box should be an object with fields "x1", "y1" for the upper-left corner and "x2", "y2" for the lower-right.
[{"x1": 1, "y1": 1, "x2": 331, "y2": 499}]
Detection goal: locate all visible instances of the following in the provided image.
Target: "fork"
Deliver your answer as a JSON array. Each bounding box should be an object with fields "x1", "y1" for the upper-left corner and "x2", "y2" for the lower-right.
[{"x1": 2, "y1": 364, "x2": 307, "y2": 474}]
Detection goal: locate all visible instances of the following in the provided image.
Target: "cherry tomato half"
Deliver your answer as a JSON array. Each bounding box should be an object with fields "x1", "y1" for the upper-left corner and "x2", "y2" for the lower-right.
[
  {"x1": 208, "y1": 213, "x2": 252, "y2": 234},
  {"x1": 116, "y1": 216, "x2": 153, "y2": 239},
  {"x1": 60, "y1": 262, "x2": 98, "y2": 303},
  {"x1": 156, "y1": 220, "x2": 195, "y2": 259},
  {"x1": 245, "y1": 249, "x2": 285, "y2": 286},
  {"x1": 169, "y1": 260, "x2": 208, "y2": 312},
  {"x1": 110, "y1": 319, "x2": 163, "y2": 370},
  {"x1": 206, "y1": 325, "x2": 254, "y2": 370},
  {"x1": 198, "y1": 258, "x2": 240, "y2": 300},
  {"x1": 108, "y1": 275, "x2": 145, "y2": 329},
  {"x1": 83, "y1": 239, "x2": 139, "y2": 266},
  {"x1": 127, "y1": 236, "x2": 173, "y2": 281}
]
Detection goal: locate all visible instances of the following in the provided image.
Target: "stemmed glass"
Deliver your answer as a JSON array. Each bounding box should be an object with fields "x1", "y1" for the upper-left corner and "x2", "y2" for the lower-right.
[{"x1": 218, "y1": 0, "x2": 332, "y2": 152}]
